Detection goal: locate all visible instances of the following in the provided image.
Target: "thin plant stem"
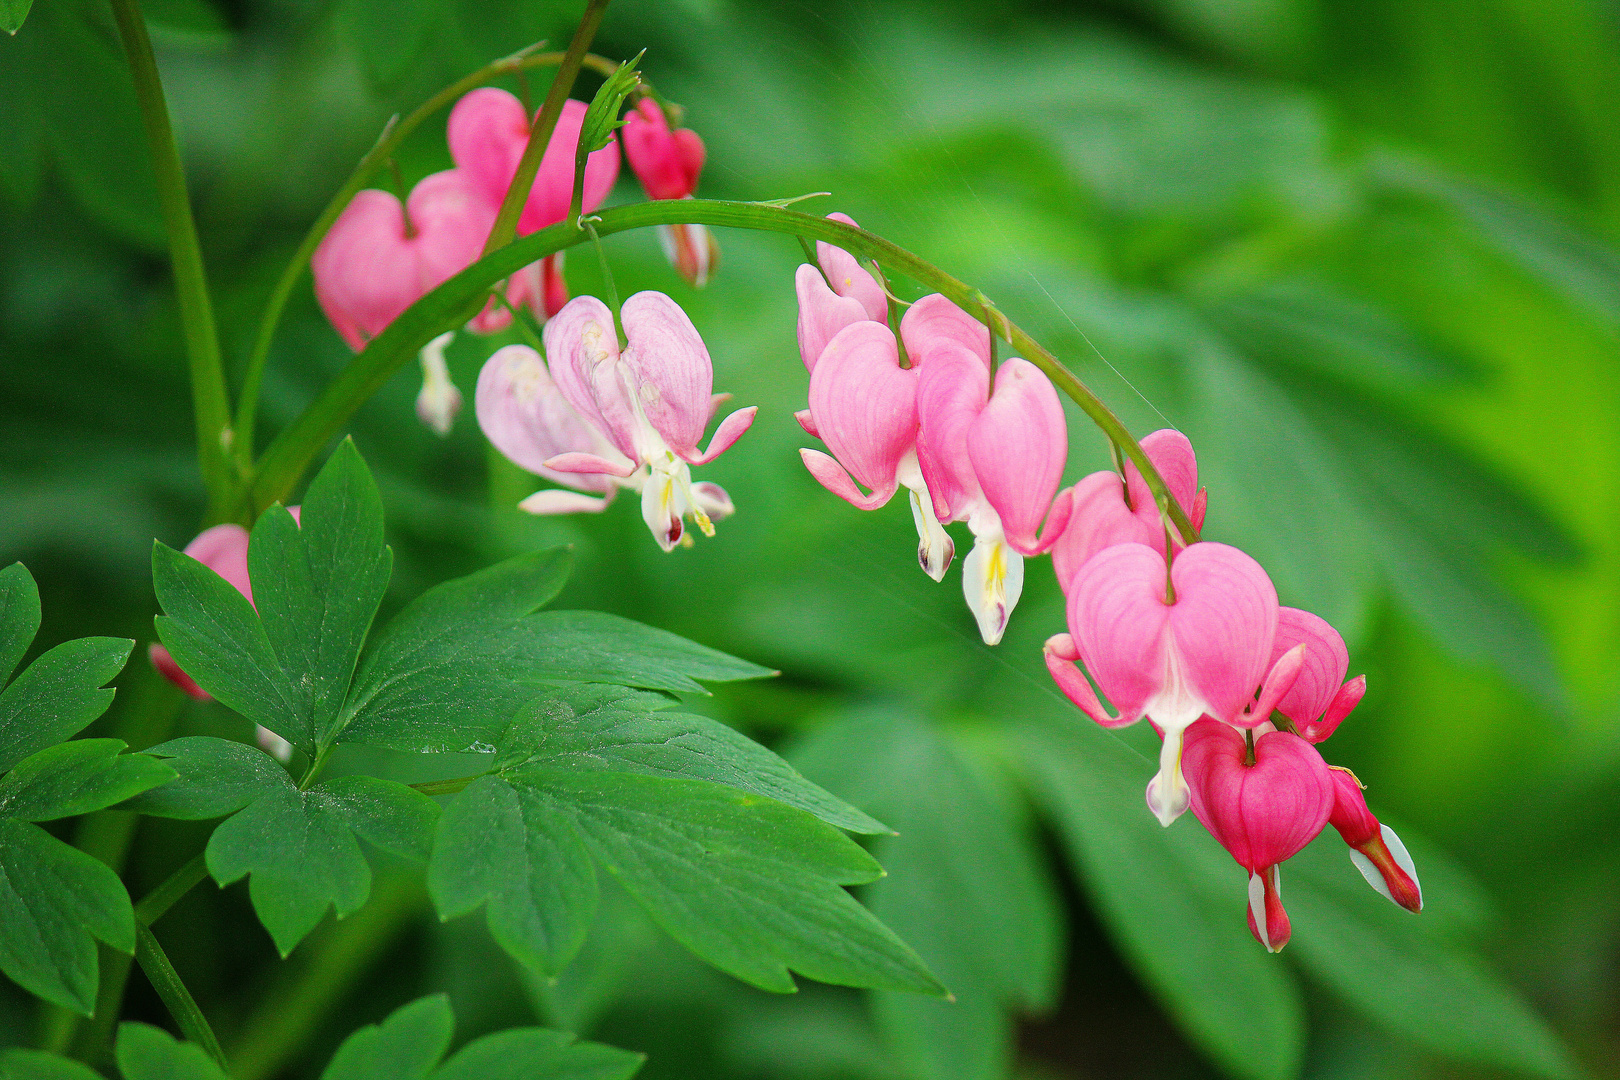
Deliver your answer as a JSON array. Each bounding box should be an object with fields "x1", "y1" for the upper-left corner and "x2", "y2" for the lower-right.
[
  {"x1": 245, "y1": 200, "x2": 1198, "y2": 541},
  {"x1": 134, "y1": 925, "x2": 226, "y2": 1067},
  {"x1": 135, "y1": 853, "x2": 211, "y2": 927},
  {"x1": 482, "y1": 0, "x2": 611, "y2": 256},
  {"x1": 583, "y1": 220, "x2": 623, "y2": 342},
  {"x1": 107, "y1": 0, "x2": 233, "y2": 517},
  {"x1": 230, "y1": 48, "x2": 625, "y2": 478}
]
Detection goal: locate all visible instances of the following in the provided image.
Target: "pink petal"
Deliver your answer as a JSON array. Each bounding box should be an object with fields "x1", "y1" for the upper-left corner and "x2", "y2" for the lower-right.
[
  {"x1": 541, "y1": 254, "x2": 570, "y2": 317},
  {"x1": 518, "y1": 98, "x2": 620, "y2": 234},
  {"x1": 1247, "y1": 866, "x2": 1291, "y2": 953},
  {"x1": 817, "y1": 213, "x2": 887, "y2": 323},
  {"x1": 1049, "y1": 471, "x2": 1155, "y2": 592},
  {"x1": 542, "y1": 294, "x2": 621, "y2": 447},
  {"x1": 672, "y1": 128, "x2": 706, "y2": 191},
  {"x1": 796, "y1": 263, "x2": 874, "y2": 373},
  {"x1": 691, "y1": 481, "x2": 734, "y2": 520},
  {"x1": 474, "y1": 344, "x2": 620, "y2": 494},
  {"x1": 794, "y1": 408, "x2": 820, "y2": 439},
  {"x1": 967, "y1": 359, "x2": 1067, "y2": 556},
  {"x1": 446, "y1": 87, "x2": 531, "y2": 210},
  {"x1": 620, "y1": 290, "x2": 716, "y2": 456},
  {"x1": 1166, "y1": 542, "x2": 1279, "y2": 725},
  {"x1": 1269, "y1": 607, "x2": 1351, "y2": 729},
  {"x1": 311, "y1": 190, "x2": 422, "y2": 351},
  {"x1": 148, "y1": 642, "x2": 210, "y2": 702},
  {"x1": 518, "y1": 489, "x2": 615, "y2": 515},
  {"x1": 182, "y1": 523, "x2": 253, "y2": 603},
  {"x1": 1065, "y1": 543, "x2": 1171, "y2": 725},
  {"x1": 1310, "y1": 676, "x2": 1366, "y2": 744},
  {"x1": 804, "y1": 321, "x2": 918, "y2": 508},
  {"x1": 899, "y1": 293, "x2": 993, "y2": 369},
  {"x1": 1043, "y1": 633, "x2": 1125, "y2": 727},
  {"x1": 914, "y1": 343, "x2": 988, "y2": 522},
  {"x1": 1237, "y1": 644, "x2": 1305, "y2": 729},
  {"x1": 623, "y1": 99, "x2": 703, "y2": 201},
  {"x1": 1182, "y1": 720, "x2": 1334, "y2": 872},
  {"x1": 1125, "y1": 428, "x2": 1201, "y2": 541},
  {"x1": 406, "y1": 170, "x2": 498, "y2": 292},
  {"x1": 543, "y1": 452, "x2": 638, "y2": 478},
  {"x1": 658, "y1": 219, "x2": 719, "y2": 288},
  {"x1": 680, "y1": 406, "x2": 756, "y2": 466},
  {"x1": 800, "y1": 449, "x2": 894, "y2": 511}
]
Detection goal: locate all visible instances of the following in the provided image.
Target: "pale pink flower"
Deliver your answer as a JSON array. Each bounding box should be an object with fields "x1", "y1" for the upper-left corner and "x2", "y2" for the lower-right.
[
  {"x1": 1182, "y1": 719, "x2": 1337, "y2": 952},
  {"x1": 794, "y1": 213, "x2": 890, "y2": 374},
  {"x1": 1269, "y1": 607, "x2": 1366, "y2": 743},
  {"x1": 541, "y1": 292, "x2": 754, "y2": 550},
  {"x1": 622, "y1": 99, "x2": 718, "y2": 287},
  {"x1": 1043, "y1": 541, "x2": 1304, "y2": 825},
  {"x1": 1327, "y1": 769, "x2": 1423, "y2": 912}
]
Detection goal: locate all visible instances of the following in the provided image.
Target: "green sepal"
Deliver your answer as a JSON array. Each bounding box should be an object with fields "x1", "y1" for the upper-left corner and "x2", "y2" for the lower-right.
[{"x1": 577, "y1": 52, "x2": 645, "y2": 161}]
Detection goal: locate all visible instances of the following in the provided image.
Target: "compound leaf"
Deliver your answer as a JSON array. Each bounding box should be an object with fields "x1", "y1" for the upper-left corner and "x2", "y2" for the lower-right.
[{"x1": 0, "y1": 739, "x2": 173, "y2": 821}]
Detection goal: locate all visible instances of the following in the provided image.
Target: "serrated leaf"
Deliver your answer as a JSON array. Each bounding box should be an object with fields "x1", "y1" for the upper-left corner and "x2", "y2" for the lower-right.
[
  {"x1": 0, "y1": 1048, "x2": 103, "y2": 1080},
  {"x1": 428, "y1": 774, "x2": 599, "y2": 975},
  {"x1": 0, "y1": 563, "x2": 40, "y2": 687},
  {"x1": 0, "y1": 739, "x2": 173, "y2": 821},
  {"x1": 341, "y1": 548, "x2": 573, "y2": 752},
  {"x1": 0, "y1": 636, "x2": 133, "y2": 774},
  {"x1": 1, "y1": 0, "x2": 34, "y2": 35},
  {"x1": 1285, "y1": 836, "x2": 1579, "y2": 1080},
  {"x1": 500, "y1": 686, "x2": 887, "y2": 834},
  {"x1": 432, "y1": 1027, "x2": 643, "y2": 1080},
  {"x1": 792, "y1": 712, "x2": 1063, "y2": 1080},
  {"x1": 184, "y1": 762, "x2": 438, "y2": 956},
  {"x1": 0, "y1": 817, "x2": 134, "y2": 1014},
  {"x1": 431, "y1": 766, "x2": 942, "y2": 996},
  {"x1": 152, "y1": 540, "x2": 292, "y2": 736},
  {"x1": 1018, "y1": 720, "x2": 1305, "y2": 1080},
  {"x1": 248, "y1": 439, "x2": 391, "y2": 751},
  {"x1": 323, "y1": 993, "x2": 453, "y2": 1080},
  {"x1": 121, "y1": 736, "x2": 290, "y2": 820},
  {"x1": 114, "y1": 1023, "x2": 226, "y2": 1080}
]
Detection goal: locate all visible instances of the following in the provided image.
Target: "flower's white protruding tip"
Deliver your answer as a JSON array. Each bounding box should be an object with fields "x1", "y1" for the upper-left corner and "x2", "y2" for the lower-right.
[
  {"x1": 962, "y1": 534, "x2": 1023, "y2": 646},
  {"x1": 1145, "y1": 729, "x2": 1191, "y2": 827},
  {"x1": 1248, "y1": 872, "x2": 1273, "y2": 952},
  {"x1": 907, "y1": 484, "x2": 953, "y2": 582},
  {"x1": 416, "y1": 331, "x2": 462, "y2": 436},
  {"x1": 1381, "y1": 823, "x2": 1422, "y2": 910}
]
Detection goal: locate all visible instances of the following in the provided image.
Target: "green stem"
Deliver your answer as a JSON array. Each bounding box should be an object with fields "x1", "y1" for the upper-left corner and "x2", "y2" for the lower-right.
[
  {"x1": 134, "y1": 925, "x2": 226, "y2": 1067},
  {"x1": 246, "y1": 201, "x2": 1198, "y2": 540},
  {"x1": 135, "y1": 853, "x2": 210, "y2": 926},
  {"x1": 108, "y1": 0, "x2": 233, "y2": 517},
  {"x1": 482, "y1": 0, "x2": 610, "y2": 256},
  {"x1": 230, "y1": 48, "x2": 627, "y2": 480}
]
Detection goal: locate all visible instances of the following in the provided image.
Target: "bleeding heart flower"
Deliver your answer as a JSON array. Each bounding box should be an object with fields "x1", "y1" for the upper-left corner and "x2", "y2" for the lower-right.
[
  {"x1": 475, "y1": 342, "x2": 634, "y2": 516},
  {"x1": 1268, "y1": 607, "x2": 1366, "y2": 743},
  {"x1": 1327, "y1": 768, "x2": 1423, "y2": 912},
  {"x1": 1043, "y1": 541, "x2": 1304, "y2": 825},
  {"x1": 149, "y1": 514, "x2": 301, "y2": 765},
  {"x1": 1049, "y1": 429, "x2": 1208, "y2": 591},
  {"x1": 1182, "y1": 719, "x2": 1336, "y2": 952},
  {"x1": 622, "y1": 98, "x2": 718, "y2": 287},
  {"x1": 415, "y1": 332, "x2": 463, "y2": 436},
  {"x1": 795, "y1": 214, "x2": 890, "y2": 373},
  {"x1": 541, "y1": 292, "x2": 755, "y2": 550},
  {"x1": 312, "y1": 170, "x2": 497, "y2": 351}
]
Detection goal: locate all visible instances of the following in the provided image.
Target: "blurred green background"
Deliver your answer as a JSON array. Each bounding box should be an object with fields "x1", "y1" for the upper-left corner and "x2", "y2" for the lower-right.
[{"x1": 3, "y1": 0, "x2": 1619, "y2": 1077}]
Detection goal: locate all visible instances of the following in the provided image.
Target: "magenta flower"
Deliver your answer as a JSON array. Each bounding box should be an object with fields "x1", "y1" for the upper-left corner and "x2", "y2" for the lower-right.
[
  {"x1": 1269, "y1": 606, "x2": 1367, "y2": 743},
  {"x1": 622, "y1": 99, "x2": 718, "y2": 287},
  {"x1": 148, "y1": 518, "x2": 299, "y2": 763},
  {"x1": 312, "y1": 170, "x2": 496, "y2": 351},
  {"x1": 1328, "y1": 769, "x2": 1423, "y2": 912},
  {"x1": 1050, "y1": 429, "x2": 1208, "y2": 591},
  {"x1": 1043, "y1": 541, "x2": 1305, "y2": 825},
  {"x1": 475, "y1": 343, "x2": 633, "y2": 516},
  {"x1": 447, "y1": 88, "x2": 621, "y2": 322},
  {"x1": 1181, "y1": 719, "x2": 1337, "y2": 952},
  {"x1": 913, "y1": 345, "x2": 1072, "y2": 643},
  {"x1": 540, "y1": 292, "x2": 755, "y2": 550}
]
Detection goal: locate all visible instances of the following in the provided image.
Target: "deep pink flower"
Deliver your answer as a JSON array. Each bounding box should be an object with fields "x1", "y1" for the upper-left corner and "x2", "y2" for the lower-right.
[
  {"x1": 1327, "y1": 769, "x2": 1423, "y2": 912},
  {"x1": 622, "y1": 99, "x2": 717, "y2": 287},
  {"x1": 312, "y1": 170, "x2": 496, "y2": 351},
  {"x1": 541, "y1": 292, "x2": 754, "y2": 550},
  {"x1": 1182, "y1": 719, "x2": 1336, "y2": 952},
  {"x1": 1268, "y1": 607, "x2": 1366, "y2": 743},
  {"x1": 1043, "y1": 541, "x2": 1304, "y2": 824},
  {"x1": 1050, "y1": 429, "x2": 1208, "y2": 591},
  {"x1": 475, "y1": 343, "x2": 631, "y2": 515}
]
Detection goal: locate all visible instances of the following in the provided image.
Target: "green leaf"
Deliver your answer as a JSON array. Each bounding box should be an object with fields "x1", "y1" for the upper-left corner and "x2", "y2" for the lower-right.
[
  {"x1": 247, "y1": 439, "x2": 391, "y2": 751},
  {"x1": 497, "y1": 686, "x2": 887, "y2": 834},
  {"x1": 0, "y1": 1048, "x2": 104, "y2": 1080},
  {"x1": 1285, "y1": 837, "x2": 1580, "y2": 1080},
  {"x1": 792, "y1": 712, "x2": 1064, "y2": 1080},
  {"x1": 323, "y1": 993, "x2": 453, "y2": 1080},
  {"x1": 432, "y1": 1027, "x2": 643, "y2": 1080},
  {"x1": 0, "y1": 817, "x2": 134, "y2": 1014},
  {"x1": 333, "y1": 0, "x2": 435, "y2": 89},
  {"x1": 0, "y1": 636, "x2": 134, "y2": 774},
  {"x1": 428, "y1": 774, "x2": 599, "y2": 975},
  {"x1": 0, "y1": 563, "x2": 40, "y2": 687},
  {"x1": 114, "y1": 1023, "x2": 226, "y2": 1080},
  {"x1": 431, "y1": 767, "x2": 942, "y2": 996},
  {"x1": 0, "y1": 739, "x2": 174, "y2": 820},
  {"x1": 152, "y1": 540, "x2": 292, "y2": 737},
  {"x1": 191, "y1": 764, "x2": 438, "y2": 956},
  {"x1": 121, "y1": 736, "x2": 290, "y2": 820},
  {"x1": 1018, "y1": 720, "x2": 1305, "y2": 1080},
  {"x1": 341, "y1": 548, "x2": 573, "y2": 752},
  {"x1": 342, "y1": 568, "x2": 771, "y2": 753},
  {"x1": 1, "y1": 0, "x2": 34, "y2": 35}
]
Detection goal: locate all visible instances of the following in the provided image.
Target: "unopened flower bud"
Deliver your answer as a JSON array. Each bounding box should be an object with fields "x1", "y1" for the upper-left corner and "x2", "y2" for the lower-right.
[{"x1": 1328, "y1": 768, "x2": 1423, "y2": 912}]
